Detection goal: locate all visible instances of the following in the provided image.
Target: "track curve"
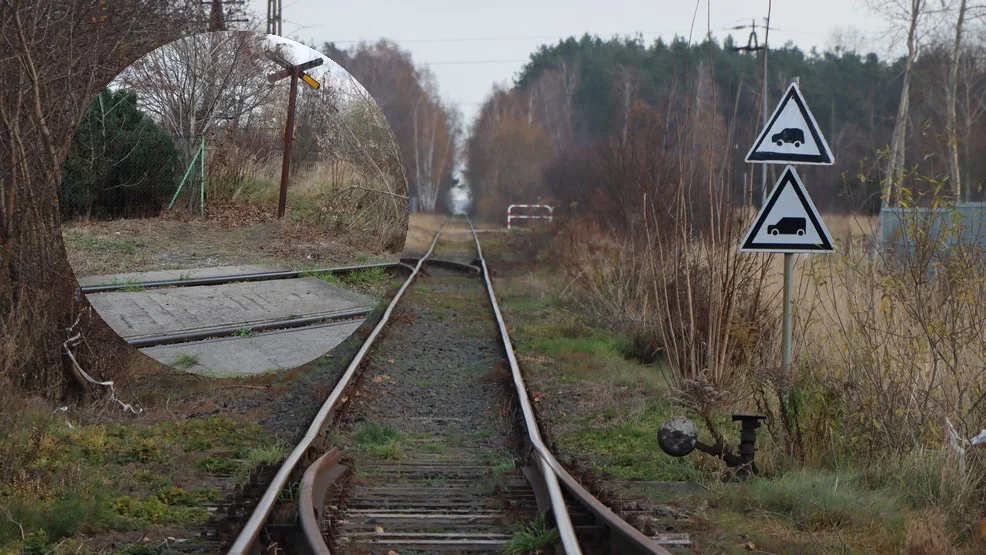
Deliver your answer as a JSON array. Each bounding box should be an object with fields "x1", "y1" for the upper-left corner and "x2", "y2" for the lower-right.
[{"x1": 227, "y1": 219, "x2": 672, "y2": 554}]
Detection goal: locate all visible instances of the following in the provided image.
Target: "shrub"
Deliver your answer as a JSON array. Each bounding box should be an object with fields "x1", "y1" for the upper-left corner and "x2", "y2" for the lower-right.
[{"x1": 60, "y1": 88, "x2": 180, "y2": 221}]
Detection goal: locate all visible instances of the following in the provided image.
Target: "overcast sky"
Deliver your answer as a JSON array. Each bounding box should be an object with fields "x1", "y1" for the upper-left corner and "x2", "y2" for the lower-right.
[
  {"x1": 242, "y1": 0, "x2": 891, "y2": 130},
  {"x1": 266, "y1": 35, "x2": 370, "y2": 102}
]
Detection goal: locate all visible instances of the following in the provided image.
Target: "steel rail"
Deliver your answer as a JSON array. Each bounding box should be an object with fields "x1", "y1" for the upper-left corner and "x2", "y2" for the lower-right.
[
  {"x1": 227, "y1": 226, "x2": 446, "y2": 555},
  {"x1": 77, "y1": 262, "x2": 413, "y2": 294},
  {"x1": 298, "y1": 448, "x2": 345, "y2": 555},
  {"x1": 399, "y1": 257, "x2": 481, "y2": 274},
  {"x1": 467, "y1": 217, "x2": 671, "y2": 555},
  {"x1": 126, "y1": 308, "x2": 372, "y2": 348},
  {"x1": 466, "y1": 217, "x2": 581, "y2": 555}
]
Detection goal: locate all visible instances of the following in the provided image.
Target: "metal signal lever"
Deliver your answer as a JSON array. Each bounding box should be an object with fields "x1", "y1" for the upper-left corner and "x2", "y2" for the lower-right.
[{"x1": 658, "y1": 414, "x2": 766, "y2": 477}]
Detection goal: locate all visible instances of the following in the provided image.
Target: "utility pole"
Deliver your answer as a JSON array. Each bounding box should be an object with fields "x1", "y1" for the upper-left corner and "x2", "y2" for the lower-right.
[
  {"x1": 200, "y1": 0, "x2": 247, "y2": 31},
  {"x1": 267, "y1": 0, "x2": 282, "y2": 35},
  {"x1": 728, "y1": 19, "x2": 770, "y2": 207}
]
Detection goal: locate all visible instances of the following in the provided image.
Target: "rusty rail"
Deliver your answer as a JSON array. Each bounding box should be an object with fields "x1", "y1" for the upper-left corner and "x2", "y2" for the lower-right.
[
  {"x1": 467, "y1": 217, "x2": 671, "y2": 555},
  {"x1": 298, "y1": 447, "x2": 346, "y2": 555},
  {"x1": 226, "y1": 227, "x2": 445, "y2": 555},
  {"x1": 246, "y1": 218, "x2": 670, "y2": 554}
]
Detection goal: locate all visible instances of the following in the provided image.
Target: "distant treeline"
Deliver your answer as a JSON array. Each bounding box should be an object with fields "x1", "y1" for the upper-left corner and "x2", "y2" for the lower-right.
[{"x1": 466, "y1": 33, "x2": 986, "y2": 219}]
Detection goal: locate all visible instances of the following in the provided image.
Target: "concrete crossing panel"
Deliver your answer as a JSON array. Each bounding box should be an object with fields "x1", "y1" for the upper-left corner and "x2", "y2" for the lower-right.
[{"x1": 87, "y1": 277, "x2": 373, "y2": 340}]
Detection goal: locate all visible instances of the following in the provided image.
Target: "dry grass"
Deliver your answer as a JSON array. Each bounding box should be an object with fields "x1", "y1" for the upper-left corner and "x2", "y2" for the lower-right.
[
  {"x1": 62, "y1": 153, "x2": 410, "y2": 278},
  {"x1": 62, "y1": 213, "x2": 398, "y2": 278},
  {"x1": 403, "y1": 213, "x2": 448, "y2": 254},
  {"x1": 753, "y1": 212, "x2": 879, "y2": 353}
]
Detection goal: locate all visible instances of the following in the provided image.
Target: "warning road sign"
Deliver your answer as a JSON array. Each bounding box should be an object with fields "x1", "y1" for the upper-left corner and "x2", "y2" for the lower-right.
[
  {"x1": 301, "y1": 73, "x2": 320, "y2": 89},
  {"x1": 746, "y1": 82, "x2": 834, "y2": 166},
  {"x1": 739, "y1": 165, "x2": 834, "y2": 253}
]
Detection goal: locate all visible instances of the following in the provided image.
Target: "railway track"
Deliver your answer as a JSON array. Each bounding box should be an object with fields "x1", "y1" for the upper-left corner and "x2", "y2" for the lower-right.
[
  {"x1": 222, "y1": 218, "x2": 672, "y2": 554},
  {"x1": 78, "y1": 262, "x2": 416, "y2": 373}
]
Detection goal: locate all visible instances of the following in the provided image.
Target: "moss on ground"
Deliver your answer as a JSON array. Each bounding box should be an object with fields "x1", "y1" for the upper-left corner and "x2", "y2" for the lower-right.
[{"x1": 0, "y1": 411, "x2": 279, "y2": 551}]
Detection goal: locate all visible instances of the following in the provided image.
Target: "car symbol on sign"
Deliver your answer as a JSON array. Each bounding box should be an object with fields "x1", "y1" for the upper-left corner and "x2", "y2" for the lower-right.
[
  {"x1": 771, "y1": 128, "x2": 804, "y2": 147},
  {"x1": 767, "y1": 217, "x2": 806, "y2": 236}
]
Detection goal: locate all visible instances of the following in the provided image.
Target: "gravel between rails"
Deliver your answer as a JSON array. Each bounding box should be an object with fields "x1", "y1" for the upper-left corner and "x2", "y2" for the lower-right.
[{"x1": 325, "y1": 232, "x2": 538, "y2": 554}]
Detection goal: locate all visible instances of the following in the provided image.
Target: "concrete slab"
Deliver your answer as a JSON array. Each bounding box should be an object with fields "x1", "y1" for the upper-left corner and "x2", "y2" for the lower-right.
[
  {"x1": 141, "y1": 319, "x2": 365, "y2": 375},
  {"x1": 87, "y1": 278, "x2": 374, "y2": 340},
  {"x1": 76, "y1": 264, "x2": 288, "y2": 287}
]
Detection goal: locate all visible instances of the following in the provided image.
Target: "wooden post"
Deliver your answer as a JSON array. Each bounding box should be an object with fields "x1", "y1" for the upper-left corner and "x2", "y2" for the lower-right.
[{"x1": 277, "y1": 67, "x2": 299, "y2": 219}]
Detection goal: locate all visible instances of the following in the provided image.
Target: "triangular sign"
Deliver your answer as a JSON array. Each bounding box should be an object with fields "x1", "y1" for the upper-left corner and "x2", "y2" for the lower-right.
[
  {"x1": 740, "y1": 166, "x2": 834, "y2": 253},
  {"x1": 745, "y1": 82, "x2": 834, "y2": 165}
]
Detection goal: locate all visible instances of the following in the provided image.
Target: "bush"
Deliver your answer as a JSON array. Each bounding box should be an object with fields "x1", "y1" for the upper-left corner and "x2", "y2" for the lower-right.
[{"x1": 60, "y1": 88, "x2": 180, "y2": 220}]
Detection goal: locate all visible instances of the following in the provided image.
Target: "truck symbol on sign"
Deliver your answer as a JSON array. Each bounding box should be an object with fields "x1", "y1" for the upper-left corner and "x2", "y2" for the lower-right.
[
  {"x1": 771, "y1": 128, "x2": 805, "y2": 147},
  {"x1": 767, "y1": 217, "x2": 806, "y2": 236}
]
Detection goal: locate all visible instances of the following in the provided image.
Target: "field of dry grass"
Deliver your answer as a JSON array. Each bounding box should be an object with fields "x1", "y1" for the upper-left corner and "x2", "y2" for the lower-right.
[
  {"x1": 754, "y1": 213, "x2": 879, "y2": 344},
  {"x1": 485, "y1": 217, "x2": 986, "y2": 553},
  {"x1": 403, "y1": 213, "x2": 448, "y2": 254}
]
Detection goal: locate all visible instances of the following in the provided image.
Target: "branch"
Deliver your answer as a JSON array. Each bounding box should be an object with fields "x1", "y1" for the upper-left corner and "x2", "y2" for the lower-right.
[{"x1": 63, "y1": 311, "x2": 143, "y2": 415}]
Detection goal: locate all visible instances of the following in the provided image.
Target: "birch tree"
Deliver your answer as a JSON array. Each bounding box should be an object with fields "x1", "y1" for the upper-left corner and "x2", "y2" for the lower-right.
[
  {"x1": 946, "y1": 0, "x2": 969, "y2": 200},
  {"x1": 870, "y1": 0, "x2": 928, "y2": 207}
]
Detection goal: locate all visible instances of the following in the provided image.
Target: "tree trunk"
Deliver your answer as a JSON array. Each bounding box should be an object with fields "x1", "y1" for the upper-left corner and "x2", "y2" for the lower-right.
[
  {"x1": 412, "y1": 97, "x2": 422, "y2": 209},
  {"x1": 1, "y1": 0, "x2": 203, "y2": 400},
  {"x1": 883, "y1": 0, "x2": 922, "y2": 208},
  {"x1": 946, "y1": 0, "x2": 967, "y2": 202}
]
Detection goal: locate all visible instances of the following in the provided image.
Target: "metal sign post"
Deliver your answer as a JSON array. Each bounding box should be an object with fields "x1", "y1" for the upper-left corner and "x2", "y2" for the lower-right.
[
  {"x1": 741, "y1": 77, "x2": 834, "y2": 403},
  {"x1": 266, "y1": 51, "x2": 323, "y2": 219}
]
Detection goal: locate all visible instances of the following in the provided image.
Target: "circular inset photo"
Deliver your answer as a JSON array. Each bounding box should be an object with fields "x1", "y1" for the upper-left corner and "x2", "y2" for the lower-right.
[{"x1": 60, "y1": 31, "x2": 408, "y2": 376}]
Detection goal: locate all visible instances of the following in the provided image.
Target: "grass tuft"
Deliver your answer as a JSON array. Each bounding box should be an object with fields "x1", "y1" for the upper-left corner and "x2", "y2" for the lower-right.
[
  {"x1": 710, "y1": 469, "x2": 907, "y2": 534},
  {"x1": 341, "y1": 266, "x2": 389, "y2": 290},
  {"x1": 303, "y1": 270, "x2": 343, "y2": 286},
  {"x1": 503, "y1": 513, "x2": 560, "y2": 555},
  {"x1": 171, "y1": 353, "x2": 200, "y2": 370},
  {"x1": 354, "y1": 421, "x2": 405, "y2": 460}
]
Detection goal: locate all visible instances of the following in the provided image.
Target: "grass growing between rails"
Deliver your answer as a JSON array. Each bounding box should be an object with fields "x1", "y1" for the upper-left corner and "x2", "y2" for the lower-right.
[
  {"x1": 300, "y1": 265, "x2": 391, "y2": 298},
  {"x1": 484, "y1": 228, "x2": 984, "y2": 554},
  {"x1": 353, "y1": 421, "x2": 405, "y2": 460},
  {"x1": 0, "y1": 404, "x2": 281, "y2": 552},
  {"x1": 503, "y1": 513, "x2": 560, "y2": 555}
]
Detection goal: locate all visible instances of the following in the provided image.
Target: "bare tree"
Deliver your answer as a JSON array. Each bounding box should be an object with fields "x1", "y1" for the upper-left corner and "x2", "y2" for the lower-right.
[
  {"x1": 115, "y1": 30, "x2": 276, "y2": 206},
  {"x1": 1, "y1": 0, "x2": 212, "y2": 398},
  {"x1": 869, "y1": 0, "x2": 928, "y2": 207},
  {"x1": 826, "y1": 25, "x2": 870, "y2": 54},
  {"x1": 325, "y1": 40, "x2": 458, "y2": 212},
  {"x1": 947, "y1": 0, "x2": 970, "y2": 200}
]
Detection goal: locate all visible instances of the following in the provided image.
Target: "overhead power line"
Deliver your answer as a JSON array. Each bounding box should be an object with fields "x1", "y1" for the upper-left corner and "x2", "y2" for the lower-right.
[
  {"x1": 422, "y1": 59, "x2": 529, "y2": 65},
  {"x1": 326, "y1": 31, "x2": 669, "y2": 45}
]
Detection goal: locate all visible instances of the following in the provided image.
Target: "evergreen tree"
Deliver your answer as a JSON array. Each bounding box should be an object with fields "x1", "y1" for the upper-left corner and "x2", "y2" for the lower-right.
[{"x1": 61, "y1": 88, "x2": 180, "y2": 220}]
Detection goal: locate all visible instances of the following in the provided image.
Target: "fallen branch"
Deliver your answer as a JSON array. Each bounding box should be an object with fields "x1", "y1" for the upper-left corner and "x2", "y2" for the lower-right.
[
  {"x1": 63, "y1": 313, "x2": 143, "y2": 415},
  {"x1": 0, "y1": 504, "x2": 25, "y2": 541}
]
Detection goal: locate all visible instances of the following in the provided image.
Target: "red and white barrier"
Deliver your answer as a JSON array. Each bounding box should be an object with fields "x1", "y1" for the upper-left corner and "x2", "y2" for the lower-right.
[{"x1": 506, "y1": 204, "x2": 553, "y2": 229}]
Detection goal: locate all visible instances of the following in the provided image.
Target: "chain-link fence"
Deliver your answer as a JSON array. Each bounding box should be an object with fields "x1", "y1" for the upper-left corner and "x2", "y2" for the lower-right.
[
  {"x1": 59, "y1": 85, "x2": 407, "y2": 251},
  {"x1": 59, "y1": 119, "x2": 362, "y2": 223}
]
